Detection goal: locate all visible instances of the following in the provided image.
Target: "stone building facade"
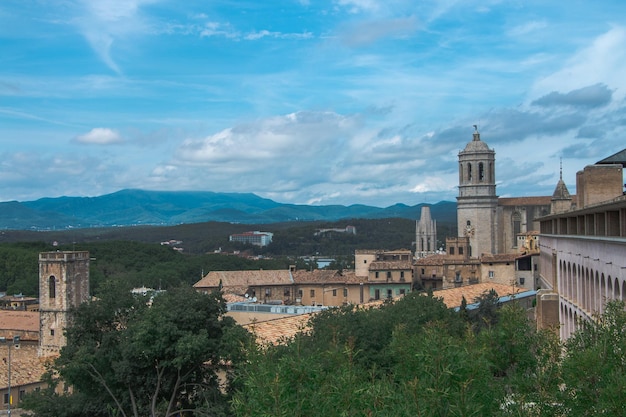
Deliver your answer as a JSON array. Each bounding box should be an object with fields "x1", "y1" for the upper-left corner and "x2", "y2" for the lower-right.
[
  {"x1": 39, "y1": 251, "x2": 90, "y2": 357},
  {"x1": 537, "y1": 149, "x2": 626, "y2": 339}
]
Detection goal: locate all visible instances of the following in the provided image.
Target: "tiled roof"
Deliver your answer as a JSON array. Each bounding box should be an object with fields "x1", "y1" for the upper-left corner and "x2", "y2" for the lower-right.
[
  {"x1": 415, "y1": 254, "x2": 447, "y2": 266},
  {"x1": 0, "y1": 311, "x2": 39, "y2": 334},
  {"x1": 244, "y1": 313, "x2": 314, "y2": 345},
  {"x1": 194, "y1": 270, "x2": 294, "y2": 290},
  {"x1": 369, "y1": 261, "x2": 413, "y2": 270},
  {"x1": 480, "y1": 253, "x2": 519, "y2": 263},
  {"x1": 0, "y1": 346, "x2": 50, "y2": 388},
  {"x1": 432, "y1": 283, "x2": 522, "y2": 308},
  {"x1": 293, "y1": 270, "x2": 365, "y2": 284},
  {"x1": 498, "y1": 196, "x2": 552, "y2": 206}
]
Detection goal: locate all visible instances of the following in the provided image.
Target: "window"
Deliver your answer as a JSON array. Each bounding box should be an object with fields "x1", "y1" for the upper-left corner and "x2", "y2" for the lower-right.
[
  {"x1": 519, "y1": 277, "x2": 525, "y2": 285},
  {"x1": 488, "y1": 270, "x2": 494, "y2": 279},
  {"x1": 3, "y1": 393, "x2": 8, "y2": 404},
  {"x1": 310, "y1": 289, "x2": 315, "y2": 297},
  {"x1": 375, "y1": 271, "x2": 379, "y2": 278},
  {"x1": 19, "y1": 389, "x2": 25, "y2": 401},
  {"x1": 332, "y1": 289, "x2": 337, "y2": 296},
  {"x1": 265, "y1": 288, "x2": 271, "y2": 296},
  {"x1": 458, "y1": 247, "x2": 463, "y2": 255},
  {"x1": 50, "y1": 329, "x2": 55, "y2": 336},
  {"x1": 298, "y1": 289, "x2": 303, "y2": 298},
  {"x1": 284, "y1": 287, "x2": 290, "y2": 296},
  {"x1": 363, "y1": 260, "x2": 367, "y2": 263},
  {"x1": 399, "y1": 289, "x2": 406, "y2": 295},
  {"x1": 49, "y1": 276, "x2": 56, "y2": 299},
  {"x1": 468, "y1": 163, "x2": 472, "y2": 181},
  {"x1": 400, "y1": 271, "x2": 405, "y2": 280},
  {"x1": 374, "y1": 289, "x2": 380, "y2": 300},
  {"x1": 421, "y1": 268, "x2": 425, "y2": 274},
  {"x1": 386, "y1": 271, "x2": 392, "y2": 279},
  {"x1": 343, "y1": 288, "x2": 348, "y2": 297},
  {"x1": 479, "y1": 162, "x2": 484, "y2": 181},
  {"x1": 455, "y1": 272, "x2": 462, "y2": 282},
  {"x1": 387, "y1": 289, "x2": 393, "y2": 298},
  {"x1": 449, "y1": 247, "x2": 455, "y2": 255}
]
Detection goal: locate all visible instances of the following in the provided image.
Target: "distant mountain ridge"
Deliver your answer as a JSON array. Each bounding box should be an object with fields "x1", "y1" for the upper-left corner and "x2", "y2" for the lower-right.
[{"x1": 0, "y1": 189, "x2": 456, "y2": 230}]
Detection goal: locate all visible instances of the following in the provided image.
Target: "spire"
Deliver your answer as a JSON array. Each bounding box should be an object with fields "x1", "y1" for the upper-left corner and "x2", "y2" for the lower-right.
[{"x1": 552, "y1": 158, "x2": 571, "y2": 200}]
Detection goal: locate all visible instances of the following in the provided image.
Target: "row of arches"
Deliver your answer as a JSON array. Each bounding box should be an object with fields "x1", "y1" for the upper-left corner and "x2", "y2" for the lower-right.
[
  {"x1": 558, "y1": 259, "x2": 625, "y2": 316},
  {"x1": 558, "y1": 259, "x2": 625, "y2": 339}
]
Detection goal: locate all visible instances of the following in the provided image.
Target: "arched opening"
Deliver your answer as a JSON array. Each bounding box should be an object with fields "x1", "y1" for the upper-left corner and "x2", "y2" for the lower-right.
[
  {"x1": 49, "y1": 275, "x2": 56, "y2": 299},
  {"x1": 478, "y1": 162, "x2": 484, "y2": 181},
  {"x1": 468, "y1": 163, "x2": 472, "y2": 181}
]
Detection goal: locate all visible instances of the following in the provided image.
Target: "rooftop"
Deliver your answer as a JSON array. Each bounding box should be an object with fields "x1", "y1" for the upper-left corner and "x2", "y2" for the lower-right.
[{"x1": 432, "y1": 282, "x2": 522, "y2": 308}]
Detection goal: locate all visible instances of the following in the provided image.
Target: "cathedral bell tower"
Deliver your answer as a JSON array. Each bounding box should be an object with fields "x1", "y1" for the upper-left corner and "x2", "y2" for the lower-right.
[
  {"x1": 457, "y1": 127, "x2": 498, "y2": 257},
  {"x1": 39, "y1": 251, "x2": 90, "y2": 357}
]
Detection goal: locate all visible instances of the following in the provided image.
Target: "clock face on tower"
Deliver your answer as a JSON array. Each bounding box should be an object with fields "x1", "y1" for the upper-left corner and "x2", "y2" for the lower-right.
[{"x1": 464, "y1": 224, "x2": 475, "y2": 237}]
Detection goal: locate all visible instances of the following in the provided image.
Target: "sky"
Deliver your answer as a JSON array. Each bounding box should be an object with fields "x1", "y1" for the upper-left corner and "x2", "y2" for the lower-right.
[{"x1": 1, "y1": 0, "x2": 626, "y2": 207}]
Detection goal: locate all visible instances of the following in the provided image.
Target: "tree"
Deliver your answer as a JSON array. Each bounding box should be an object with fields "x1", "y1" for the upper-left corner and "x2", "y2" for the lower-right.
[
  {"x1": 558, "y1": 301, "x2": 626, "y2": 416},
  {"x1": 24, "y1": 282, "x2": 251, "y2": 417}
]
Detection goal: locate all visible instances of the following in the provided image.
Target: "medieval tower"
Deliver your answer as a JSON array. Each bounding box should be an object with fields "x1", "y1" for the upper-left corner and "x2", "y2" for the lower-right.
[
  {"x1": 415, "y1": 206, "x2": 437, "y2": 258},
  {"x1": 457, "y1": 127, "x2": 498, "y2": 257},
  {"x1": 39, "y1": 251, "x2": 90, "y2": 357}
]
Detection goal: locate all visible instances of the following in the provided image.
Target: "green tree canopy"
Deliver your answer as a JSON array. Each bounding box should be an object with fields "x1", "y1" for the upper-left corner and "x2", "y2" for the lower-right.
[{"x1": 24, "y1": 283, "x2": 251, "y2": 417}]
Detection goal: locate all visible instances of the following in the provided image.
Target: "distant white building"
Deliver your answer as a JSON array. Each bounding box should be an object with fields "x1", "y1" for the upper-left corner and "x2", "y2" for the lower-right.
[{"x1": 229, "y1": 231, "x2": 274, "y2": 246}]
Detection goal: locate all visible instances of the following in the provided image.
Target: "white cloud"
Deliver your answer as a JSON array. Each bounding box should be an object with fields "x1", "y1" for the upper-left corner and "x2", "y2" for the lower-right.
[
  {"x1": 530, "y1": 26, "x2": 626, "y2": 102},
  {"x1": 75, "y1": 128, "x2": 123, "y2": 145}
]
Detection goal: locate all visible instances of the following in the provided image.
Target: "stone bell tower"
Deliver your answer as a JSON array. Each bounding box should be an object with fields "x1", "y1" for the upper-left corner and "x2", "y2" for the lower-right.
[
  {"x1": 457, "y1": 127, "x2": 499, "y2": 257},
  {"x1": 39, "y1": 251, "x2": 90, "y2": 357}
]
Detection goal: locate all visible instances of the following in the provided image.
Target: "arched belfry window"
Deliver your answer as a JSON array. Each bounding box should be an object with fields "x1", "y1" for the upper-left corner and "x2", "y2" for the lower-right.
[
  {"x1": 467, "y1": 163, "x2": 472, "y2": 181},
  {"x1": 478, "y1": 162, "x2": 484, "y2": 181},
  {"x1": 49, "y1": 275, "x2": 56, "y2": 299}
]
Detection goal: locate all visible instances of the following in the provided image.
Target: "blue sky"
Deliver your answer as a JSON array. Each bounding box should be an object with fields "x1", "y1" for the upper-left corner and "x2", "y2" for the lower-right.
[{"x1": 1, "y1": 0, "x2": 625, "y2": 207}]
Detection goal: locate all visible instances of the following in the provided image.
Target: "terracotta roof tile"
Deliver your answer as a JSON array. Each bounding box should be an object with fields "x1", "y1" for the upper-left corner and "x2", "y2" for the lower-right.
[
  {"x1": 193, "y1": 270, "x2": 294, "y2": 290},
  {"x1": 480, "y1": 253, "x2": 519, "y2": 263},
  {"x1": 369, "y1": 261, "x2": 413, "y2": 270},
  {"x1": 244, "y1": 313, "x2": 314, "y2": 345},
  {"x1": 0, "y1": 311, "x2": 39, "y2": 334},
  {"x1": 415, "y1": 254, "x2": 448, "y2": 266},
  {"x1": 432, "y1": 283, "x2": 522, "y2": 308}
]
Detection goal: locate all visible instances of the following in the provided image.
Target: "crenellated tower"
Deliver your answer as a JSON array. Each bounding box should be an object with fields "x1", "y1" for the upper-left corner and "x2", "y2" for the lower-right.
[{"x1": 39, "y1": 251, "x2": 90, "y2": 357}]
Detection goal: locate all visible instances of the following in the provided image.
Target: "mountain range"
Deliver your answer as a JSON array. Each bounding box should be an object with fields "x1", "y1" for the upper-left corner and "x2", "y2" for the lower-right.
[{"x1": 0, "y1": 189, "x2": 456, "y2": 230}]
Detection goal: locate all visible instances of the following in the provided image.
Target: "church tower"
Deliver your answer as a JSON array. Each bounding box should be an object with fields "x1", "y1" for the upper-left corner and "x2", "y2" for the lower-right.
[
  {"x1": 39, "y1": 251, "x2": 90, "y2": 357},
  {"x1": 457, "y1": 127, "x2": 498, "y2": 257},
  {"x1": 415, "y1": 206, "x2": 437, "y2": 258}
]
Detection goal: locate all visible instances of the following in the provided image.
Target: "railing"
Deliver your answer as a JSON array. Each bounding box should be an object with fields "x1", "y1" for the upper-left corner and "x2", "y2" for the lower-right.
[{"x1": 228, "y1": 303, "x2": 327, "y2": 315}]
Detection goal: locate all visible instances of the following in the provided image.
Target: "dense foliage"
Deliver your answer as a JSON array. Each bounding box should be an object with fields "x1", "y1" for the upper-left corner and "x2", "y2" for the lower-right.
[
  {"x1": 231, "y1": 292, "x2": 558, "y2": 416},
  {"x1": 23, "y1": 284, "x2": 251, "y2": 417}
]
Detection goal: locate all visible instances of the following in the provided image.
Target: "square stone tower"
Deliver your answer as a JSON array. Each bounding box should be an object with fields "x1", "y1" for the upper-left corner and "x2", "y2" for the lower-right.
[{"x1": 39, "y1": 251, "x2": 90, "y2": 357}]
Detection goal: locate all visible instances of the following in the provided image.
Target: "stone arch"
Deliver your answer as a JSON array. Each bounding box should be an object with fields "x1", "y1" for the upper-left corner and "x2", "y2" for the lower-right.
[
  {"x1": 608, "y1": 276, "x2": 613, "y2": 301},
  {"x1": 479, "y1": 162, "x2": 485, "y2": 181},
  {"x1": 615, "y1": 277, "x2": 620, "y2": 300},
  {"x1": 49, "y1": 275, "x2": 56, "y2": 299},
  {"x1": 600, "y1": 273, "x2": 606, "y2": 314}
]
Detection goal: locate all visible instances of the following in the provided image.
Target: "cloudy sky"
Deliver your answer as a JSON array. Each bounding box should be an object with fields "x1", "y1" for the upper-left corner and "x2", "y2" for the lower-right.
[{"x1": 1, "y1": 1, "x2": 625, "y2": 207}]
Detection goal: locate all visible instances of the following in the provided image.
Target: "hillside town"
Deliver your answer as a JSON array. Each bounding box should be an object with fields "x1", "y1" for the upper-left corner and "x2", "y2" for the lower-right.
[{"x1": 0, "y1": 131, "x2": 624, "y2": 414}]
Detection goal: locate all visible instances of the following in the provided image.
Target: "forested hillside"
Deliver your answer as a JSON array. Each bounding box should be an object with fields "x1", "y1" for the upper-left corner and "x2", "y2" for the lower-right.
[{"x1": 0, "y1": 217, "x2": 456, "y2": 297}]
